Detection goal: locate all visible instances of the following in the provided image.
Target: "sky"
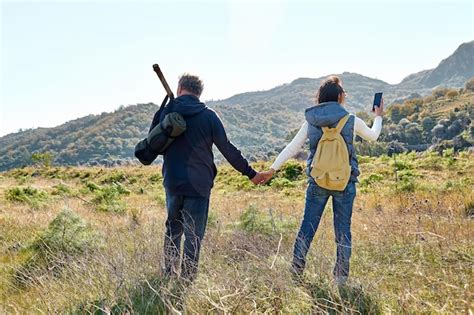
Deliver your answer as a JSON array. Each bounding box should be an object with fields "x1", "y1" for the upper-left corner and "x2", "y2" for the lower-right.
[{"x1": 1, "y1": 0, "x2": 473, "y2": 136}]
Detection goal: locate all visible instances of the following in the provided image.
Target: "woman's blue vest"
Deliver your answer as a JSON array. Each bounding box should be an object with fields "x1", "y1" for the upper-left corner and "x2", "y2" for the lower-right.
[{"x1": 305, "y1": 102, "x2": 360, "y2": 182}]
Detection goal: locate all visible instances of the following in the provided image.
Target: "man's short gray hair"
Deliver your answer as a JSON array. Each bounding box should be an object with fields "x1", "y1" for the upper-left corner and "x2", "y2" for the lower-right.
[{"x1": 178, "y1": 73, "x2": 204, "y2": 97}]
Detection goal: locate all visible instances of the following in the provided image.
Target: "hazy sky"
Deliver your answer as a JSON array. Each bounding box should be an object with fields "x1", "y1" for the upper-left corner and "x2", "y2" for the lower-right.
[{"x1": 1, "y1": 0, "x2": 473, "y2": 136}]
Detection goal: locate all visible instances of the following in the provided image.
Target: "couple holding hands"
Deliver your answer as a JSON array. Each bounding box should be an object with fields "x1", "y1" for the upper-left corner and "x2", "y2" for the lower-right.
[{"x1": 148, "y1": 73, "x2": 383, "y2": 284}]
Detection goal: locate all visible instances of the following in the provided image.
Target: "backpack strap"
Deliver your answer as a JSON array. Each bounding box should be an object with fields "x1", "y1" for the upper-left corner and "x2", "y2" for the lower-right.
[
  {"x1": 335, "y1": 114, "x2": 350, "y2": 133},
  {"x1": 322, "y1": 114, "x2": 350, "y2": 134}
]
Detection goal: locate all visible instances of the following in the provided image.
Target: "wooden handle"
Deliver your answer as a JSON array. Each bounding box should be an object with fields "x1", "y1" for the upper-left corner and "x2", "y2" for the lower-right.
[{"x1": 152, "y1": 64, "x2": 174, "y2": 100}]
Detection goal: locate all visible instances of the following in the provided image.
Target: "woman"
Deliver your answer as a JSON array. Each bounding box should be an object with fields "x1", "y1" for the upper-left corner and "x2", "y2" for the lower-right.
[{"x1": 260, "y1": 76, "x2": 383, "y2": 285}]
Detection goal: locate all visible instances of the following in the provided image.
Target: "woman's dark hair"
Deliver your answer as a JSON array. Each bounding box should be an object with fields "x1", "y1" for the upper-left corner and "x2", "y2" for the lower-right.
[{"x1": 316, "y1": 76, "x2": 345, "y2": 104}]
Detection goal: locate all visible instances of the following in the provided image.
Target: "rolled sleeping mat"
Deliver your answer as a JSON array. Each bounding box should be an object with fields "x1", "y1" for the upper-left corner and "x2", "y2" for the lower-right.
[
  {"x1": 134, "y1": 112, "x2": 187, "y2": 165},
  {"x1": 148, "y1": 112, "x2": 186, "y2": 147},
  {"x1": 134, "y1": 139, "x2": 157, "y2": 165}
]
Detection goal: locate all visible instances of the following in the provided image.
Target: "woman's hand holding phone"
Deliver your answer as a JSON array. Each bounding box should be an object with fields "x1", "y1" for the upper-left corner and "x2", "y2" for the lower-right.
[
  {"x1": 372, "y1": 92, "x2": 384, "y2": 117},
  {"x1": 374, "y1": 97, "x2": 384, "y2": 116}
]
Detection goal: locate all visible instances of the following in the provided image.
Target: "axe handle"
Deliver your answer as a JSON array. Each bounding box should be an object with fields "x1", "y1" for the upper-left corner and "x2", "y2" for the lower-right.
[{"x1": 152, "y1": 64, "x2": 174, "y2": 100}]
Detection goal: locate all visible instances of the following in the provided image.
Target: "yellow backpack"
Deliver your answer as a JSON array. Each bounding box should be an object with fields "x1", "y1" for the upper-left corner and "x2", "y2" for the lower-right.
[{"x1": 310, "y1": 114, "x2": 351, "y2": 191}]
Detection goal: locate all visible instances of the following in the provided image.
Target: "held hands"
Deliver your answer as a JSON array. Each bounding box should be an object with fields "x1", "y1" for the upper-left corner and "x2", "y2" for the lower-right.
[
  {"x1": 374, "y1": 97, "x2": 384, "y2": 117},
  {"x1": 250, "y1": 169, "x2": 276, "y2": 185}
]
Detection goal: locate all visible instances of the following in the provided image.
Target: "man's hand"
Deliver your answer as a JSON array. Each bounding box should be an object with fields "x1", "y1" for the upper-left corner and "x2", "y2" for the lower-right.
[{"x1": 251, "y1": 172, "x2": 265, "y2": 185}]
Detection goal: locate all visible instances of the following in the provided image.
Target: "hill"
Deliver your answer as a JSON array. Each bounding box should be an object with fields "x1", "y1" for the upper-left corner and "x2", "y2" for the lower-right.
[
  {"x1": 0, "y1": 42, "x2": 473, "y2": 171},
  {"x1": 399, "y1": 40, "x2": 474, "y2": 89}
]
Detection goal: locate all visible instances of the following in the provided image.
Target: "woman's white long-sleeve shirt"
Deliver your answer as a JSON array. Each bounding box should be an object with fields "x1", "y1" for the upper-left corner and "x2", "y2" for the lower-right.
[{"x1": 271, "y1": 116, "x2": 383, "y2": 170}]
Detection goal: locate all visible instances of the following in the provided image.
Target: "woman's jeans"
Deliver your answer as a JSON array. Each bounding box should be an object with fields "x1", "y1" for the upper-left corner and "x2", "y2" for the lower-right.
[{"x1": 292, "y1": 181, "x2": 356, "y2": 284}]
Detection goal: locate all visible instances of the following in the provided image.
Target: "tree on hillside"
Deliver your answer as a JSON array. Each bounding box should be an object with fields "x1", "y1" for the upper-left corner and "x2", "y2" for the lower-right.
[
  {"x1": 432, "y1": 87, "x2": 448, "y2": 99},
  {"x1": 404, "y1": 122, "x2": 423, "y2": 145},
  {"x1": 446, "y1": 89, "x2": 458, "y2": 99},
  {"x1": 465, "y1": 77, "x2": 474, "y2": 92},
  {"x1": 31, "y1": 152, "x2": 54, "y2": 168}
]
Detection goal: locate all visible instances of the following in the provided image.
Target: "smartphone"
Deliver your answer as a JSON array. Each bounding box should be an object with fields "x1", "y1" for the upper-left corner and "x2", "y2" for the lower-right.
[{"x1": 372, "y1": 92, "x2": 383, "y2": 112}]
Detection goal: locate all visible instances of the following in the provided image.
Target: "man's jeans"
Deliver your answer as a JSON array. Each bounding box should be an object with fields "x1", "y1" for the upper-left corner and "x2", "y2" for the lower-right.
[
  {"x1": 163, "y1": 191, "x2": 210, "y2": 281},
  {"x1": 292, "y1": 181, "x2": 356, "y2": 284}
]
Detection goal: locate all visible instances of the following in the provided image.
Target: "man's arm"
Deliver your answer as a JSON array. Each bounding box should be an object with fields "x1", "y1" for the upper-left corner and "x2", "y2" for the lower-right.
[{"x1": 211, "y1": 112, "x2": 257, "y2": 180}]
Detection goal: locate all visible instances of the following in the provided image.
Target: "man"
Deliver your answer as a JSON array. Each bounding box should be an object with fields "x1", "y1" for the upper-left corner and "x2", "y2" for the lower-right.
[{"x1": 149, "y1": 73, "x2": 263, "y2": 282}]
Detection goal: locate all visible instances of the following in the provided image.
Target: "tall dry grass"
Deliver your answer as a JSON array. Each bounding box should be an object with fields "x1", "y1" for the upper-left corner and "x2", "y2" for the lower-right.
[{"x1": 0, "y1": 151, "x2": 472, "y2": 313}]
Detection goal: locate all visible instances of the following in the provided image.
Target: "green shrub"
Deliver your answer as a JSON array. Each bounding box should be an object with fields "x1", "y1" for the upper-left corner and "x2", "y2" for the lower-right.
[
  {"x1": 239, "y1": 205, "x2": 296, "y2": 235},
  {"x1": 391, "y1": 155, "x2": 413, "y2": 171},
  {"x1": 91, "y1": 183, "x2": 130, "y2": 214},
  {"x1": 270, "y1": 177, "x2": 296, "y2": 189},
  {"x1": 84, "y1": 181, "x2": 101, "y2": 192},
  {"x1": 280, "y1": 160, "x2": 304, "y2": 181},
  {"x1": 217, "y1": 171, "x2": 254, "y2": 191},
  {"x1": 442, "y1": 148, "x2": 455, "y2": 166},
  {"x1": 416, "y1": 151, "x2": 443, "y2": 170},
  {"x1": 15, "y1": 208, "x2": 100, "y2": 285},
  {"x1": 397, "y1": 170, "x2": 417, "y2": 192},
  {"x1": 359, "y1": 173, "x2": 384, "y2": 187},
  {"x1": 101, "y1": 171, "x2": 127, "y2": 184},
  {"x1": 5, "y1": 186, "x2": 49, "y2": 209},
  {"x1": 33, "y1": 208, "x2": 99, "y2": 254},
  {"x1": 31, "y1": 152, "x2": 54, "y2": 168},
  {"x1": 149, "y1": 173, "x2": 162, "y2": 183},
  {"x1": 51, "y1": 183, "x2": 72, "y2": 196}
]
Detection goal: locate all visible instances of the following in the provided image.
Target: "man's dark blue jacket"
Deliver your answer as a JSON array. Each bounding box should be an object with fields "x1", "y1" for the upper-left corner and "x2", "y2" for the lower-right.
[{"x1": 149, "y1": 94, "x2": 256, "y2": 197}]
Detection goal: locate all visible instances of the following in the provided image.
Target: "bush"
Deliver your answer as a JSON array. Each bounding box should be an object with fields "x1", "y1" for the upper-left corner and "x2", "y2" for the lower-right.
[
  {"x1": 465, "y1": 77, "x2": 474, "y2": 92},
  {"x1": 5, "y1": 186, "x2": 49, "y2": 209},
  {"x1": 397, "y1": 170, "x2": 417, "y2": 192},
  {"x1": 387, "y1": 141, "x2": 407, "y2": 155},
  {"x1": 91, "y1": 183, "x2": 130, "y2": 213},
  {"x1": 239, "y1": 205, "x2": 295, "y2": 235},
  {"x1": 33, "y1": 208, "x2": 99, "y2": 255},
  {"x1": 84, "y1": 181, "x2": 101, "y2": 192},
  {"x1": 355, "y1": 141, "x2": 388, "y2": 157},
  {"x1": 31, "y1": 152, "x2": 54, "y2": 168},
  {"x1": 280, "y1": 161, "x2": 304, "y2": 181},
  {"x1": 359, "y1": 173, "x2": 384, "y2": 187},
  {"x1": 270, "y1": 177, "x2": 296, "y2": 189},
  {"x1": 149, "y1": 173, "x2": 162, "y2": 183},
  {"x1": 101, "y1": 170, "x2": 127, "y2": 184},
  {"x1": 432, "y1": 87, "x2": 448, "y2": 99},
  {"x1": 216, "y1": 169, "x2": 254, "y2": 191},
  {"x1": 15, "y1": 208, "x2": 100, "y2": 285},
  {"x1": 446, "y1": 89, "x2": 458, "y2": 99},
  {"x1": 392, "y1": 158, "x2": 412, "y2": 171},
  {"x1": 51, "y1": 183, "x2": 72, "y2": 196}
]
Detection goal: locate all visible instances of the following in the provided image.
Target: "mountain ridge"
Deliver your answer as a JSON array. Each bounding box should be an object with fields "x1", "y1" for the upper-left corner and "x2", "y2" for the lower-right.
[{"x1": 1, "y1": 41, "x2": 473, "y2": 171}]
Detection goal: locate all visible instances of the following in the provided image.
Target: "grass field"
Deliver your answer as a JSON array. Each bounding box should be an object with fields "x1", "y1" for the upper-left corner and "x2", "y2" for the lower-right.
[{"x1": 1, "y1": 151, "x2": 473, "y2": 314}]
